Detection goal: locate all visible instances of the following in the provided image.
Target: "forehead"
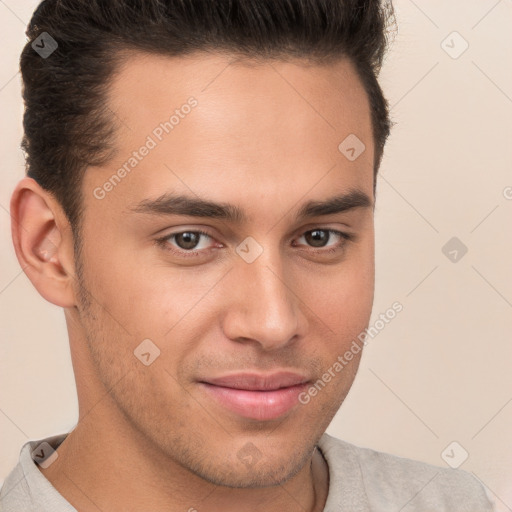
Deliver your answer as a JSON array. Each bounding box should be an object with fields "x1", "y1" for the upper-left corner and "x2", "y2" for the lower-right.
[{"x1": 84, "y1": 51, "x2": 374, "y2": 218}]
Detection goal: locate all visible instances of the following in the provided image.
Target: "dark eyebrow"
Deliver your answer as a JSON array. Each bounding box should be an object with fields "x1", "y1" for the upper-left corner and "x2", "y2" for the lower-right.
[
  {"x1": 295, "y1": 190, "x2": 372, "y2": 220},
  {"x1": 129, "y1": 193, "x2": 246, "y2": 222},
  {"x1": 128, "y1": 189, "x2": 372, "y2": 223}
]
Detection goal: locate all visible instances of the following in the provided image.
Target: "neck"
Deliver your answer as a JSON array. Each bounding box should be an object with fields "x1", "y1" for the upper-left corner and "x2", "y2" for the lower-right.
[{"x1": 41, "y1": 397, "x2": 329, "y2": 512}]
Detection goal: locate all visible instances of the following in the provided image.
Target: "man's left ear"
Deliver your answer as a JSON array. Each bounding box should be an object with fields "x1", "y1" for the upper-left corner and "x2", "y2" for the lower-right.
[{"x1": 10, "y1": 177, "x2": 78, "y2": 308}]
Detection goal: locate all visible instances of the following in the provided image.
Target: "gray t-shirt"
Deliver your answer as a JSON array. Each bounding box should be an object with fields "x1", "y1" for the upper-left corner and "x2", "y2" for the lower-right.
[{"x1": 0, "y1": 432, "x2": 495, "y2": 511}]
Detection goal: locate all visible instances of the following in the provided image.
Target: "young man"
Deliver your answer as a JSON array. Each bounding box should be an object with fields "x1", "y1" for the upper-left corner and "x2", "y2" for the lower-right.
[{"x1": 1, "y1": 0, "x2": 495, "y2": 511}]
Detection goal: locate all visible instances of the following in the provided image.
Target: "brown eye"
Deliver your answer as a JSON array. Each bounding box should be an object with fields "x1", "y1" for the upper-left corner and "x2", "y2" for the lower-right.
[
  {"x1": 304, "y1": 229, "x2": 330, "y2": 247},
  {"x1": 294, "y1": 229, "x2": 352, "y2": 253},
  {"x1": 156, "y1": 229, "x2": 216, "y2": 256},
  {"x1": 174, "y1": 232, "x2": 202, "y2": 250}
]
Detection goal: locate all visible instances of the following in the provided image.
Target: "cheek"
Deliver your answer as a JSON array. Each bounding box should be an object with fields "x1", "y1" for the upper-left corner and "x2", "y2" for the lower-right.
[
  {"x1": 295, "y1": 238, "x2": 375, "y2": 342},
  {"x1": 91, "y1": 264, "x2": 231, "y2": 345},
  {"x1": 79, "y1": 224, "x2": 225, "y2": 338}
]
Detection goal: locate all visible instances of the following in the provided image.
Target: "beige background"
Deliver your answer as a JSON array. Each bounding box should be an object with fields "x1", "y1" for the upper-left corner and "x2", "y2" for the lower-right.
[{"x1": 1, "y1": 0, "x2": 511, "y2": 509}]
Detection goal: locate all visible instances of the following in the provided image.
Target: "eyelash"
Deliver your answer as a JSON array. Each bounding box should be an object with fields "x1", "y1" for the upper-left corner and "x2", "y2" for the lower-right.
[{"x1": 155, "y1": 228, "x2": 353, "y2": 259}]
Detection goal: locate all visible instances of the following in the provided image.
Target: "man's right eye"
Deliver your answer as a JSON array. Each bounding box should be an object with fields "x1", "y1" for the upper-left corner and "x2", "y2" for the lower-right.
[{"x1": 155, "y1": 229, "x2": 220, "y2": 257}]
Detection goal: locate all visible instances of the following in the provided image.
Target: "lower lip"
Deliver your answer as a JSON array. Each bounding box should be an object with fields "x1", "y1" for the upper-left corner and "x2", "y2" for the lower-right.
[{"x1": 200, "y1": 382, "x2": 308, "y2": 421}]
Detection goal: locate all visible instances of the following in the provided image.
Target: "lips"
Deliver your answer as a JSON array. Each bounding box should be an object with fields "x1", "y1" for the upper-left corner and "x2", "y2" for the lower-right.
[{"x1": 199, "y1": 372, "x2": 310, "y2": 421}]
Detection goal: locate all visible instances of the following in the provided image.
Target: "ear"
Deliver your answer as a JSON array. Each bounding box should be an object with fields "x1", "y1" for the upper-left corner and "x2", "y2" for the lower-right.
[{"x1": 10, "y1": 177, "x2": 77, "y2": 308}]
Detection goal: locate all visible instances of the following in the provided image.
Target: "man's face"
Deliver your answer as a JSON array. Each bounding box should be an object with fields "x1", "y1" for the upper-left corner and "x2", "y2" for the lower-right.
[{"x1": 74, "y1": 52, "x2": 375, "y2": 487}]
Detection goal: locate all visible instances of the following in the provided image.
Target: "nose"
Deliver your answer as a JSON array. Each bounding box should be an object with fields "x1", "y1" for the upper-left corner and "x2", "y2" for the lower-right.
[{"x1": 221, "y1": 251, "x2": 307, "y2": 351}]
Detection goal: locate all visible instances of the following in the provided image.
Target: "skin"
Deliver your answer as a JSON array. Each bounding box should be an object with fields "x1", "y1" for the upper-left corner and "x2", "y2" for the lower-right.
[{"x1": 11, "y1": 51, "x2": 375, "y2": 512}]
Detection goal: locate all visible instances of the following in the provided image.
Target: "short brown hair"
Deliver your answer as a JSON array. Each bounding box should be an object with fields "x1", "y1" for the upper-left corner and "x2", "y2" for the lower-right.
[{"x1": 20, "y1": 0, "x2": 396, "y2": 234}]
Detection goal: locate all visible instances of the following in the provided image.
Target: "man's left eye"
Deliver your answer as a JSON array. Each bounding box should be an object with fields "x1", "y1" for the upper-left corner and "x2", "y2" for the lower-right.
[{"x1": 295, "y1": 229, "x2": 351, "y2": 249}]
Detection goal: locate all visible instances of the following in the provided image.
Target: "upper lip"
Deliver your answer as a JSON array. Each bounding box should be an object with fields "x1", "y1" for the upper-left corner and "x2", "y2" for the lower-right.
[{"x1": 200, "y1": 371, "x2": 310, "y2": 391}]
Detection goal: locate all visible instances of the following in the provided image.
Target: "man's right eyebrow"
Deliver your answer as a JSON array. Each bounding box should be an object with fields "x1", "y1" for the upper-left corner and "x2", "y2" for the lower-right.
[{"x1": 128, "y1": 194, "x2": 246, "y2": 223}]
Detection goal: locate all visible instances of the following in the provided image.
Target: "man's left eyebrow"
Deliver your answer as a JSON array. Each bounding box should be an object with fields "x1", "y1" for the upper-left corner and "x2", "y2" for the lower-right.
[{"x1": 296, "y1": 190, "x2": 373, "y2": 221}]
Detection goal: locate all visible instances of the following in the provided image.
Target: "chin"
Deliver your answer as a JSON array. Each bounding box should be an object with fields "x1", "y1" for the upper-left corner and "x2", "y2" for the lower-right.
[
  {"x1": 197, "y1": 462, "x2": 301, "y2": 489},
  {"x1": 184, "y1": 443, "x2": 313, "y2": 489}
]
